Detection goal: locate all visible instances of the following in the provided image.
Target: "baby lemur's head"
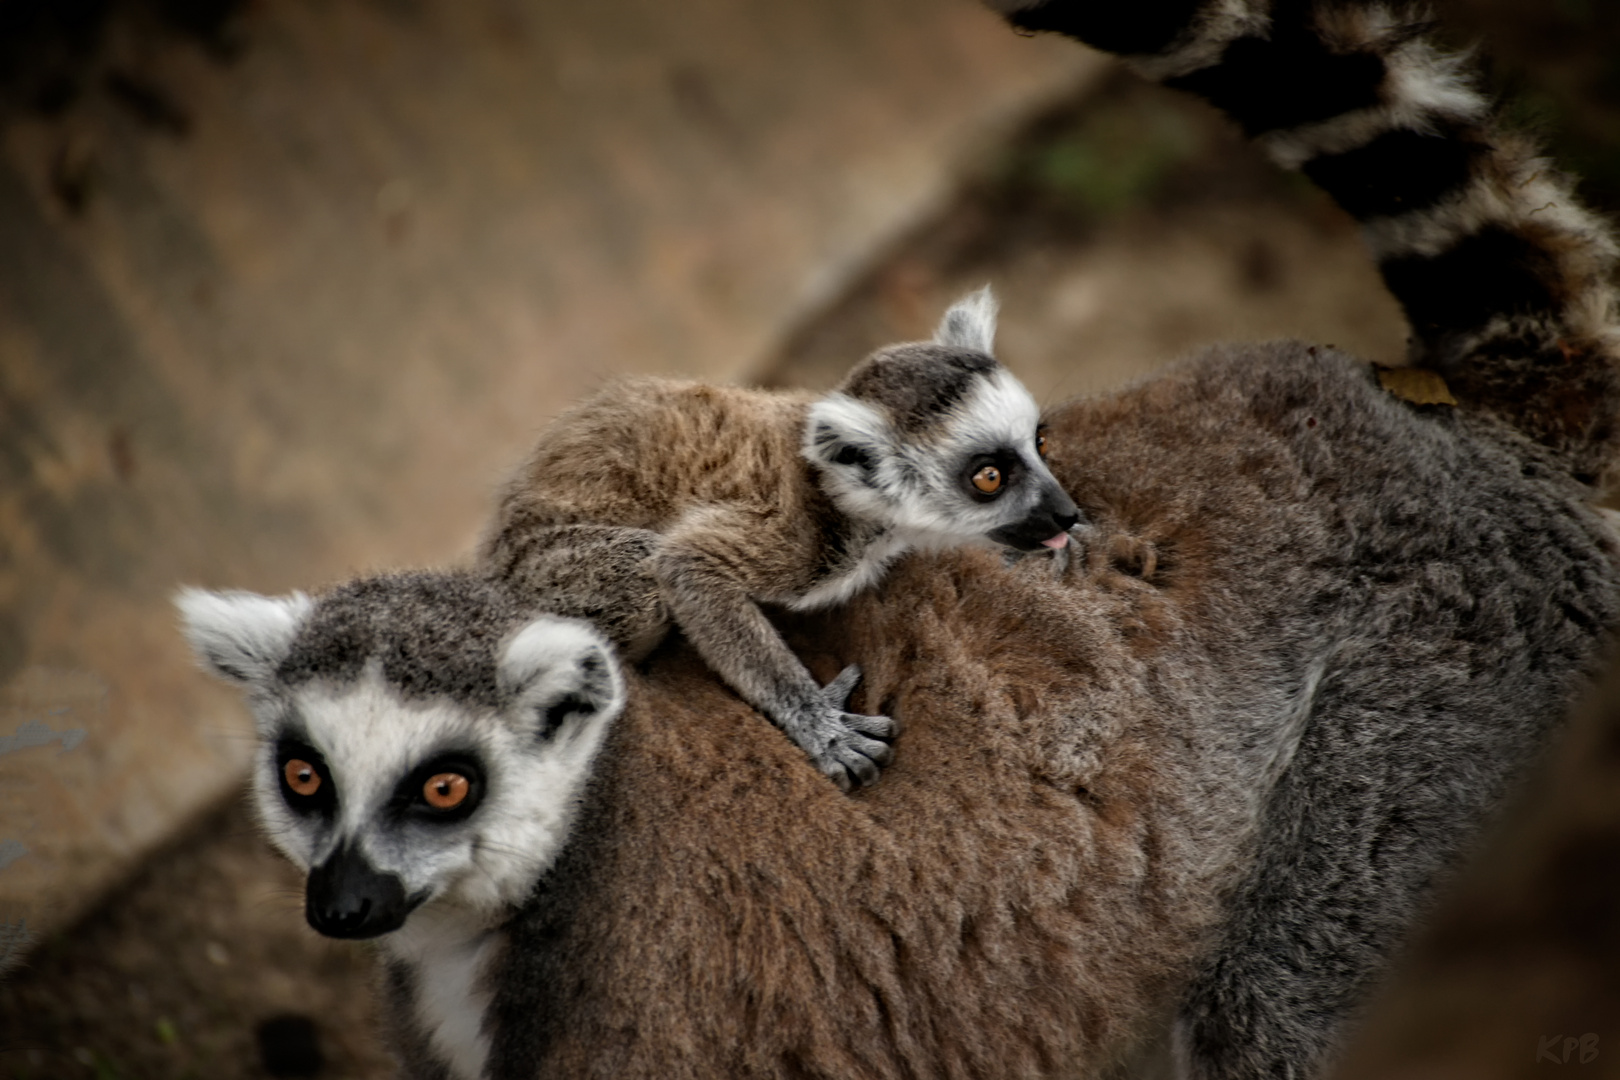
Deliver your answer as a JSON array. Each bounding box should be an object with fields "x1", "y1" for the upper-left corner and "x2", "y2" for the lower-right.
[
  {"x1": 803, "y1": 287, "x2": 1080, "y2": 551},
  {"x1": 176, "y1": 571, "x2": 624, "y2": 939}
]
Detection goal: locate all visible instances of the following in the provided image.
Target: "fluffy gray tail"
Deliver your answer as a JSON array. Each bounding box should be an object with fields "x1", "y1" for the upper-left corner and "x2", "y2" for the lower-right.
[{"x1": 993, "y1": 0, "x2": 1620, "y2": 486}]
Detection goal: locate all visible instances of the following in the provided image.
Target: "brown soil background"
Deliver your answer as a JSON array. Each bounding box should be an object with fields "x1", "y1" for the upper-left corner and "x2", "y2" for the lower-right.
[{"x1": 4, "y1": 1, "x2": 1620, "y2": 1077}]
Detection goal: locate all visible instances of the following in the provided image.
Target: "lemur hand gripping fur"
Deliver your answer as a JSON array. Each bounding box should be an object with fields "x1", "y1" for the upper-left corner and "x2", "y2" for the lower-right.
[{"x1": 479, "y1": 288, "x2": 1078, "y2": 791}]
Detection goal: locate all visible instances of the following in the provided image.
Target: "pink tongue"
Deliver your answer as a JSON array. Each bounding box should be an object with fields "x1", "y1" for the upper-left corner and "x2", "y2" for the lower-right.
[{"x1": 1041, "y1": 533, "x2": 1070, "y2": 550}]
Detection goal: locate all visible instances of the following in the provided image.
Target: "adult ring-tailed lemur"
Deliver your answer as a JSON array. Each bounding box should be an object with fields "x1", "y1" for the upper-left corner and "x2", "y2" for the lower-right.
[{"x1": 177, "y1": 1, "x2": 1620, "y2": 1077}]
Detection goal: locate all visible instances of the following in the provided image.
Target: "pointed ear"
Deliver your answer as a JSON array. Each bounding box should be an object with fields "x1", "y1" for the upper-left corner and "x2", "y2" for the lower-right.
[
  {"x1": 175, "y1": 587, "x2": 312, "y2": 687},
  {"x1": 497, "y1": 617, "x2": 625, "y2": 740},
  {"x1": 934, "y1": 285, "x2": 998, "y2": 355}
]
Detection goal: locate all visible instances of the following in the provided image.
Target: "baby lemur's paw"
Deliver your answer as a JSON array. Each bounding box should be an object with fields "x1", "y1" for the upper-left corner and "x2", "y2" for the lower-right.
[{"x1": 801, "y1": 665, "x2": 896, "y2": 793}]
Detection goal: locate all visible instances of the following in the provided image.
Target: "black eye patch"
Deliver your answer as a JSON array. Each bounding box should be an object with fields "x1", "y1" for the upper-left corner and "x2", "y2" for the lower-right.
[
  {"x1": 275, "y1": 737, "x2": 337, "y2": 817},
  {"x1": 388, "y1": 752, "x2": 485, "y2": 824}
]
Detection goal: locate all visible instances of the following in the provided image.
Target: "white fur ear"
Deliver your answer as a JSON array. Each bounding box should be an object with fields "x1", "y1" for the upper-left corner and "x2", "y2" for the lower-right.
[
  {"x1": 497, "y1": 617, "x2": 625, "y2": 738},
  {"x1": 934, "y1": 285, "x2": 998, "y2": 355},
  {"x1": 175, "y1": 587, "x2": 312, "y2": 686},
  {"x1": 802, "y1": 392, "x2": 893, "y2": 469}
]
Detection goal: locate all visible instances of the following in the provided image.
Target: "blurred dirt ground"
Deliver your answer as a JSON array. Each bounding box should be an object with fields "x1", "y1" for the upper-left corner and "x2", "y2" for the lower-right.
[
  {"x1": 0, "y1": 798, "x2": 393, "y2": 1080},
  {"x1": 4, "y1": 1, "x2": 1620, "y2": 1078}
]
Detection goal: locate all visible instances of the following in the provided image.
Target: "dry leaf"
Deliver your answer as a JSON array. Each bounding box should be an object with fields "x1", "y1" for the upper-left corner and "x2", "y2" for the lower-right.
[{"x1": 1376, "y1": 366, "x2": 1457, "y2": 406}]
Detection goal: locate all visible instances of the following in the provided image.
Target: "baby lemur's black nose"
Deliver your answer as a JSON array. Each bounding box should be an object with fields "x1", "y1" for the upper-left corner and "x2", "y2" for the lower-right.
[{"x1": 1046, "y1": 486, "x2": 1080, "y2": 533}]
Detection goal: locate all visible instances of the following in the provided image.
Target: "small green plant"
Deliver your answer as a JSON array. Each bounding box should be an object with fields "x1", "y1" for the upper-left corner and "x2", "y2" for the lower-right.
[
  {"x1": 1036, "y1": 106, "x2": 1196, "y2": 214},
  {"x1": 997, "y1": 87, "x2": 1203, "y2": 219}
]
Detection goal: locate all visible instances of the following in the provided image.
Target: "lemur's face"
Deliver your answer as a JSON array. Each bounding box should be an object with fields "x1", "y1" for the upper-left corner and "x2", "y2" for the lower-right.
[
  {"x1": 806, "y1": 358, "x2": 1081, "y2": 550},
  {"x1": 177, "y1": 581, "x2": 624, "y2": 939}
]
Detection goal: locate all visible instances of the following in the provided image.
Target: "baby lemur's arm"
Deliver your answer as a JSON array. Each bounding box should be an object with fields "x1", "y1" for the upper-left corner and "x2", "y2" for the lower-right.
[{"x1": 652, "y1": 504, "x2": 895, "y2": 791}]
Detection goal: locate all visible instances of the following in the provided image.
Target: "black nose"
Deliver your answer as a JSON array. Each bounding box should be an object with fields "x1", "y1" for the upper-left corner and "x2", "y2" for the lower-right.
[
  {"x1": 1046, "y1": 485, "x2": 1081, "y2": 534},
  {"x1": 306, "y1": 843, "x2": 413, "y2": 939}
]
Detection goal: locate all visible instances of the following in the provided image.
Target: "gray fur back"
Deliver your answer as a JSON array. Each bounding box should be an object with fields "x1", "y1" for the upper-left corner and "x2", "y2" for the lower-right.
[{"x1": 1058, "y1": 340, "x2": 1620, "y2": 1077}]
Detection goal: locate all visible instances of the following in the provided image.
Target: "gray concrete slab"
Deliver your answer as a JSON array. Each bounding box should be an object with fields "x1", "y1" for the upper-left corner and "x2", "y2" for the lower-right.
[{"x1": 0, "y1": 0, "x2": 1101, "y2": 954}]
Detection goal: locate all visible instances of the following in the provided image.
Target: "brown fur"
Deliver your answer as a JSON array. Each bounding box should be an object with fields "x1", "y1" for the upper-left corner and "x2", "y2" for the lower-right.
[
  {"x1": 490, "y1": 380, "x2": 822, "y2": 564},
  {"x1": 488, "y1": 548, "x2": 1233, "y2": 1079},
  {"x1": 482, "y1": 378, "x2": 870, "y2": 638},
  {"x1": 473, "y1": 339, "x2": 1620, "y2": 1079}
]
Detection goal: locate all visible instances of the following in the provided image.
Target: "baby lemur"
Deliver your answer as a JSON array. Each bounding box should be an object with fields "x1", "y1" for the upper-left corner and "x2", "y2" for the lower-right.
[{"x1": 481, "y1": 288, "x2": 1080, "y2": 790}]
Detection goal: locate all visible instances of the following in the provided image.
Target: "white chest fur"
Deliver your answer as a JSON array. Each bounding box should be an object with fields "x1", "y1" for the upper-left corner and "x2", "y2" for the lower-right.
[
  {"x1": 788, "y1": 530, "x2": 913, "y2": 612},
  {"x1": 386, "y1": 909, "x2": 503, "y2": 1080}
]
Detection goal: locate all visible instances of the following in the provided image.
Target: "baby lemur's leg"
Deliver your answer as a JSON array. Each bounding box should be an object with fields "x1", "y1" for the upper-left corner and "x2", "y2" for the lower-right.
[
  {"x1": 483, "y1": 523, "x2": 670, "y2": 663},
  {"x1": 651, "y1": 510, "x2": 896, "y2": 792}
]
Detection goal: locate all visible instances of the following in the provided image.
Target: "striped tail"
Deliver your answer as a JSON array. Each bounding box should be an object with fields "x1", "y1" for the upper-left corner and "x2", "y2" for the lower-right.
[{"x1": 992, "y1": 0, "x2": 1620, "y2": 487}]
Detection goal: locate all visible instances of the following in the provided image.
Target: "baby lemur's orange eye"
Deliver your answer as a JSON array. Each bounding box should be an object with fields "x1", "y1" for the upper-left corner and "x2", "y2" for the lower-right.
[
  {"x1": 1037, "y1": 428, "x2": 1049, "y2": 459},
  {"x1": 424, "y1": 772, "x2": 470, "y2": 810},
  {"x1": 284, "y1": 759, "x2": 321, "y2": 797},
  {"x1": 972, "y1": 465, "x2": 1002, "y2": 494}
]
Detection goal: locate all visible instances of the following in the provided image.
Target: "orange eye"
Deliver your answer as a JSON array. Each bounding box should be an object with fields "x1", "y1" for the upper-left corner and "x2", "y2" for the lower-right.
[
  {"x1": 284, "y1": 759, "x2": 321, "y2": 797},
  {"x1": 423, "y1": 772, "x2": 469, "y2": 810},
  {"x1": 972, "y1": 465, "x2": 1002, "y2": 494},
  {"x1": 1037, "y1": 428, "x2": 1049, "y2": 459}
]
